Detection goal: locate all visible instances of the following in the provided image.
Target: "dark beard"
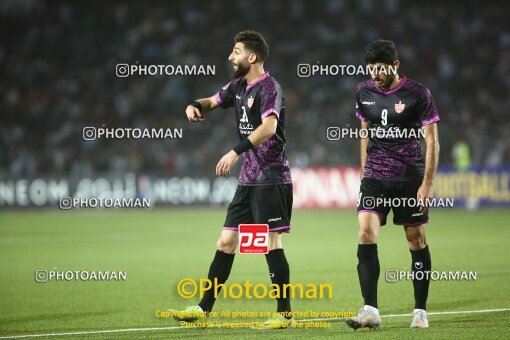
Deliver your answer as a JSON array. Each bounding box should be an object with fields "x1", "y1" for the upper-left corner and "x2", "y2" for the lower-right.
[
  {"x1": 380, "y1": 75, "x2": 395, "y2": 90},
  {"x1": 231, "y1": 61, "x2": 250, "y2": 79}
]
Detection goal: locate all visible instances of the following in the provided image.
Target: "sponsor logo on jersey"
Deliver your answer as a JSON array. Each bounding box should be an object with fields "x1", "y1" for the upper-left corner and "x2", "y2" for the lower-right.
[
  {"x1": 247, "y1": 96, "x2": 254, "y2": 108},
  {"x1": 236, "y1": 95, "x2": 241, "y2": 99},
  {"x1": 362, "y1": 101, "x2": 375, "y2": 105},
  {"x1": 239, "y1": 123, "x2": 254, "y2": 135},
  {"x1": 395, "y1": 101, "x2": 405, "y2": 113}
]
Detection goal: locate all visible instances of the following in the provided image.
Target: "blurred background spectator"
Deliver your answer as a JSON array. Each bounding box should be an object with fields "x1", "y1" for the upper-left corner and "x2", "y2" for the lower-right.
[{"x1": 1, "y1": 0, "x2": 509, "y2": 178}]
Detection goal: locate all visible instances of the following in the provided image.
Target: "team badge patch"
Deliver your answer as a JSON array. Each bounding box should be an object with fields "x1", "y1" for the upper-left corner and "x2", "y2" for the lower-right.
[
  {"x1": 247, "y1": 96, "x2": 254, "y2": 108},
  {"x1": 394, "y1": 101, "x2": 405, "y2": 113}
]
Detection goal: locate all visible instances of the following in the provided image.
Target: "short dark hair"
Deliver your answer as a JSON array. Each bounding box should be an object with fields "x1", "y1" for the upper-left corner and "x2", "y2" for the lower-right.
[
  {"x1": 364, "y1": 39, "x2": 398, "y2": 65},
  {"x1": 234, "y1": 30, "x2": 269, "y2": 62}
]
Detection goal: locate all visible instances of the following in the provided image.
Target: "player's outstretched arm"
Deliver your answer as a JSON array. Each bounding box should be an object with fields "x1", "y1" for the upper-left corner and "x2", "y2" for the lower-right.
[
  {"x1": 185, "y1": 95, "x2": 220, "y2": 122},
  {"x1": 360, "y1": 121, "x2": 368, "y2": 180},
  {"x1": 215, "y1": 115, "x2": 278, "y2": 177},
  {"x1": 418, "y1": 123, "x2": 440, "y2": 212}
]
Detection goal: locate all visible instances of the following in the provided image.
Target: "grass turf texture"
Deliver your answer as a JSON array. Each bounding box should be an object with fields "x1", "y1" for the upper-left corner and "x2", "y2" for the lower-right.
[{"x1": 0, "y1": 209, "x2": 509, "y2": 339}]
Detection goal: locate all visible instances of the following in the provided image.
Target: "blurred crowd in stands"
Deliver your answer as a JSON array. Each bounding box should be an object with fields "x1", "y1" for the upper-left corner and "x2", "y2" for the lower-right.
[{"x1": 1, "y1": 0, "x2": 509, "y2": 178}]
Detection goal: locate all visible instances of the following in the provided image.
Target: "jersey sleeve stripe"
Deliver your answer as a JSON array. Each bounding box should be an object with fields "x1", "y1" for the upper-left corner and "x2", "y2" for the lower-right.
[
  {"x1": 356, "y1": 110, "x2": 368, "y2": 122},
  {"x1": 213, "y1": 91, "x2": 223, "y2": 105},
  {"x1": 261, "y1": 108, "x2": 279, "y2": 119},
  {"x1": 421, "y1": 115, "x2": 440, "y2": 126}
]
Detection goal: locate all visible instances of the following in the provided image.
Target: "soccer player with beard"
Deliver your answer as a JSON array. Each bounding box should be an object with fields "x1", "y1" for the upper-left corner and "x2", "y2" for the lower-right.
[
  {"x1": 346, "y1": 40, "x2": 440, "y2": 330},
  {"x1": 169, "y1": 31, "x2": 295, "y2": 329}
]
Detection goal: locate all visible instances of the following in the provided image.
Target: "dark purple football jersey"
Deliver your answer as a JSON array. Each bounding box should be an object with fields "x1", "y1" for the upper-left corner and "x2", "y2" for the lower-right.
[
  {"x1": 214, "y1": 72, "x2": 292, "y2": 186},
  {"x1": 355, "y1": 76, "x2": 440, "y2": 181}
]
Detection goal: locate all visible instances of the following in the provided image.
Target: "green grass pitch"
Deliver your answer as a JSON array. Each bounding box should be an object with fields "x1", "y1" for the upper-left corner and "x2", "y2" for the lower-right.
[{"x1": 1, "y1": 208, "x2": 509, "y2": 339}]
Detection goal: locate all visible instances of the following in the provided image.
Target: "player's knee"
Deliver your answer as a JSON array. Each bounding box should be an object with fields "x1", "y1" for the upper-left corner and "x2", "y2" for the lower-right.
[
  {"x1": 216, "y1": 236, "x2": 237, "y2": 254},
  {"x1": 268, "y1": 233, "x2": 283, "y2": 250},
  {"x1": 358, "y1": 227, "x2": 378, "y2": 243},
  {"x1": 358, "y1": 213, "x2": 380, "y2": 243}
]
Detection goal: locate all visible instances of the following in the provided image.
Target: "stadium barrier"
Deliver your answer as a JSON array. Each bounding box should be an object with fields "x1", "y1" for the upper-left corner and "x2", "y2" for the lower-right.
[{"x1": 0, "y1": 167, "x2": 508, "y2": 208}]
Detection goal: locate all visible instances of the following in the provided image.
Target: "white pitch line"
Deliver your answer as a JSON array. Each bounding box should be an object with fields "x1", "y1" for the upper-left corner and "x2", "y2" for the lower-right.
[
  {"x1": 1, "y1": 308, "x2": 509, "y2": 339},
  {"x1": 0, "y1": 326, "x2": 183, "y2": 339},
  {"x1": 300, "y1": 307, "x2": 510, "y2": 322},
  {"x1": 384, "y1": 308, "x2": 510, "y2": 317}
]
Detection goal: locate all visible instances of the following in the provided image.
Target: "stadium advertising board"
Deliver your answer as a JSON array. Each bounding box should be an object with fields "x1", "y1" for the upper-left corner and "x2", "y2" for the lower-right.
[{"x1": 1, "y1": 167, "x2": 509, "y2": 208}]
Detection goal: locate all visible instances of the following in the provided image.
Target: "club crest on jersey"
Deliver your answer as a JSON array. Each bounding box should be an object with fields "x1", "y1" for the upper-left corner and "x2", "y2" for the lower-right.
[
  {"x1": 394, "y1": 101, "x2": 405, "y2": 113},
  {"x1": 247, "y1": 96, "x2": 254, "y2": 108}
]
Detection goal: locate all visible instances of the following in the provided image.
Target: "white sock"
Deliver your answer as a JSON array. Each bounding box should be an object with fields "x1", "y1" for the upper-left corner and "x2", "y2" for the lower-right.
[
  {"x1": 364, "y1": 305, "x2": 379, "y2": 316},
  {"x1": 413, "y1": 308, "x2": 426, "y2": 314}
]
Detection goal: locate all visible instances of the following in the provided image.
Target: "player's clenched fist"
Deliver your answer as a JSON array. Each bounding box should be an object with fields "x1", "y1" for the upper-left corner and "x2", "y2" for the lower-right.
[{"x1": 186, "y1": 105, "x2": 206, "y2": 122}]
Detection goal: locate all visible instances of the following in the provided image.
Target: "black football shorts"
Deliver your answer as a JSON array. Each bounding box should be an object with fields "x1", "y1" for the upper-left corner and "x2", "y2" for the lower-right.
[
  {"x1": 357, "y1": 178, "x2": 429, "y2": 227},
  {"x1": 223, "y1": 184, "x2": 293, "y2": 233}
]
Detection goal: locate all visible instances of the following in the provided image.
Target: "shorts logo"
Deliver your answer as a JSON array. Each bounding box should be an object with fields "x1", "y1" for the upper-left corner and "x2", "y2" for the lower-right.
[
  {"x1": 247, "y1": 96, "x2": 254, "y2": 108},
  {"x1": 394, "y1": 101, "x2": 405, "y2": 113},
  {"x1": 268, "y1": 217, "x2": 281, "y2": 222},
  {"x1": 239, "y1": 224, "x2": 269, "y2": 254},
  {"x1": 412, "y1": 212, "x2": 423, "y2": 217}
]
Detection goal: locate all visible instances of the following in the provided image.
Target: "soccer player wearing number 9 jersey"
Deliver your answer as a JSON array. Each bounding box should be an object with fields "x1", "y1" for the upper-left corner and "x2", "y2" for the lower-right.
[{"x1": 346, "y1": 40, "x2": 440, "y2": 330}]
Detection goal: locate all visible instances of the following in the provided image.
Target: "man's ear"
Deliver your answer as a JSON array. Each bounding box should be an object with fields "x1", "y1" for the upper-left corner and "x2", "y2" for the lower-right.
[{"x1": 248, "y1": 53, "x2": 258, "y2": 64}]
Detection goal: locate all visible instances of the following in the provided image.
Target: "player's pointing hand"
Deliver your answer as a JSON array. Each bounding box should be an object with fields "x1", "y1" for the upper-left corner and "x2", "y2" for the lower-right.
[
  {"x1": 185, "y1": 105, "x2": 206, "y2": 123},
  {"x1": 216, "y1": 150, "x2": 239, "y2": 177}
]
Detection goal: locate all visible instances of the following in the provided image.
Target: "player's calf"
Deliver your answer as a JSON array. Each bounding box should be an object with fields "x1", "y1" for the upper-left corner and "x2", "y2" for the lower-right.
[{"x1": 404, "y1": 224, "x2": 427, "y2": 251}]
